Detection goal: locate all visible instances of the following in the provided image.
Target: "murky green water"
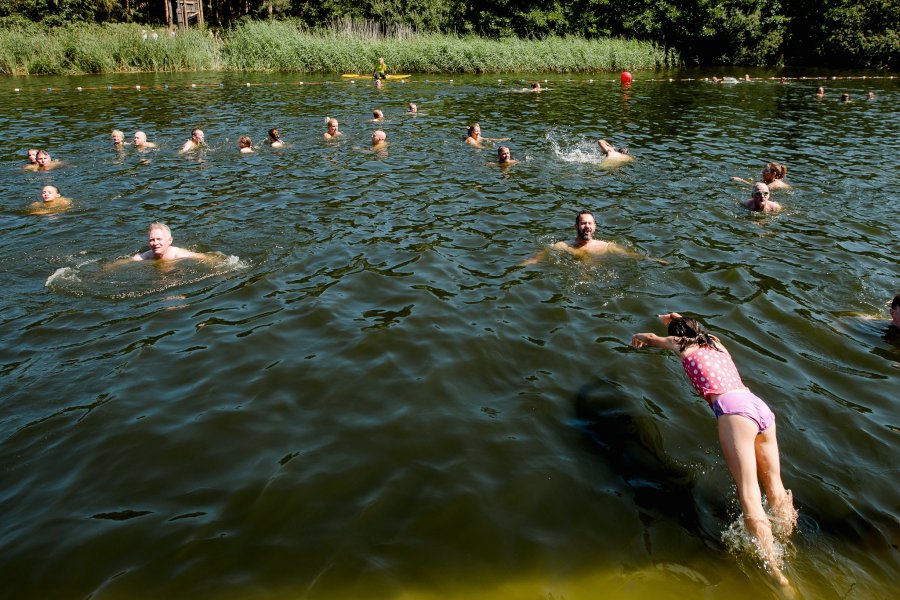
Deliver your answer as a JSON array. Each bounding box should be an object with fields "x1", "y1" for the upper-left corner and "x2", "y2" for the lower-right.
[{"x1": 1, "y1": 69, "x2": 897, "y2": 599}]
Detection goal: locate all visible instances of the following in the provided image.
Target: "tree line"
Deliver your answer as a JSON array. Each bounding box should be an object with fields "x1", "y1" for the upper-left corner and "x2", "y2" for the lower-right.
[{"x1": 1, "y1": 0, "x2": 896, "y2": 68}]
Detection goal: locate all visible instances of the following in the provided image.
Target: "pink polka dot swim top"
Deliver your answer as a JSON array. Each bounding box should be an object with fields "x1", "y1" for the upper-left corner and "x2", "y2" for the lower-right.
[{"x1": 681, "y1": 345, "x2": 746, "y2": 403}]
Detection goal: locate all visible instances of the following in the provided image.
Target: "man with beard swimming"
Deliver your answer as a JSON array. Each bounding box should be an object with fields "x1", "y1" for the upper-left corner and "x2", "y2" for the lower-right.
[{"x1": 522, "y1": 210, "x2": 666, "y2": 265}]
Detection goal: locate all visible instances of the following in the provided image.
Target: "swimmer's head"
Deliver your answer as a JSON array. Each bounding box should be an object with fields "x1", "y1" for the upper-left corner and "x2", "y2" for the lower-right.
[
  {"x1": 133, "y1": 131, "x2": 148, "y2": 146},
  {"x1": 840, "y1": 93, "x2": 851, "y2": 102},
  {"x1": 468, "y1": 123, "x2": 481, "y2": 138},
  {"x1": 191, "y1": 128, "x2": 205, "y2": 144},
  {"x1": 41, "y1": 185, "x2": 60, "y2": 202},
  {"x1": 326, "y1": 118, "x2": 339, "y2": 131},
  {"x1": 574, "y1": 211, "x2": 596, "y2": 240},
  {"x1": 892, "y1": 294, "x2": 900, "y2": 311},
  {"x1": 531, "y1": 82, "x2": 540, "y2": 90},
  {"x1": 497, "y1": 146, "x2": 512, "y2": 163},
  {"x1": 36, "y1": 150, "x2": 51, "y2": 166},
  {"x1": 27, "y1": 148, "x2": 38, "y2": 163},
  {"x1": 667, "y1": 316, "x2": 718, "y2": 351},
  {"x1": 373, "y1": 109, "x2": 383, "y2": 119},
  {"x1": 268, "y1": 128, "x2": 281, "y2": 142},
  {"x1": 408, "y1": 103, "x2": 417, "y2": 113},
  {"x1": 147, "y1": 222, "x2": 173, "y2": 258},
  {"x1": 751, "y1": 182, "x2": 770, "y2": 206},
  {"x1": 816, "y1": 86, "x2": 825, "y2": 95},
  {"x1": 111, "y1": 130, "x2": 124, "y2": 144},
  {"x1": 238, "y1": 135, "x2": 252, "y2": 149},
  {"x1": 372, "y1": 130, "x2": 387, "y2": 145},
  {"x1": 574, "y1": 210, "x2": 594, "y2": 225},
  {"x1": 763, "y1": 162, "x2": 786, "y2": 182}
]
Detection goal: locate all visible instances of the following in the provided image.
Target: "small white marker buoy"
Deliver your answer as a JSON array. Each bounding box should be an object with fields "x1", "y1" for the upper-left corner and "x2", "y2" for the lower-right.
[
  {"x1": 76, "y1": 87, "x2": 82, "y2": 91},
  {"x1": 14, "y1": 88, "x2": 20, "y2": 92},
  {"x1": 135, "y1": 85, "x2": 141, "y2": 90},
  {"x1": 191, "y1": 83, "x2": 196, "y2": 88},
  {"x1": 245, "y1": 82, "x2": 251, "y2": 87}
]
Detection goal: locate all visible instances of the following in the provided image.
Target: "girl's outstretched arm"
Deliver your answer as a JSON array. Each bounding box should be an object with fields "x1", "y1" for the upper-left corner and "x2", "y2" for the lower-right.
[{"x1": 631, "y1": 332, "x2": 681, "y2": 353}]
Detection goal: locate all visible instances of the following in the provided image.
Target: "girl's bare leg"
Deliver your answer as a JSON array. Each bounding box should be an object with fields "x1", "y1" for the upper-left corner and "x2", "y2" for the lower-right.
[
  {"x1": 718, "y1": 415, "x2": 790, "y2": 588},
  {"x1": 755, "y1": 423, "x2": 797, "y2": 537}
]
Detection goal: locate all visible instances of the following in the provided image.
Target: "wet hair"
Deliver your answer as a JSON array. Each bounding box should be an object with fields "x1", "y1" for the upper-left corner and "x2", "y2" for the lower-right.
[
  {"x1": 239, "y1": 135, "x2": 252, "y2": 148},
  {"x1": 575, "y1": 210, "x2": 594, "y2": 224},
  {"x1": 767, "y1": 162, "x2": 787, "y2": 180},
  {"x1": 148, "y1": 222, "x2": 171, "y2": 236},
  {"x1": 326, "y1": 118, "x2": 338, "y2": 128},
  {"x1": 467, "y1": 123, "x2": 480, "y2": 137},
  {"x1": 373, "y1": 109, "x2": 383, "y2": 119},
  {"x1": 666, "y1": 317, "x2": 721, "y2": 353},
  {"x1": 268, "y1": 128, "x2": 281, "y2": 142},
  {"x1": 191, "y1": 128, "x2": 203, "y2": 138},
  {"x1": 892, "y1": 295, "x2": 900, "y2": 310},
  {"x1": 36, "y1": 150, "x2": 50, "y2": 160}
]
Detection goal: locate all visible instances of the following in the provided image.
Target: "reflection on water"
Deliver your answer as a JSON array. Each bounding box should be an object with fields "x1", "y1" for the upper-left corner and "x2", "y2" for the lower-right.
[{"x1": 0, "y1": 71, "x2": 898, "y2": 599}]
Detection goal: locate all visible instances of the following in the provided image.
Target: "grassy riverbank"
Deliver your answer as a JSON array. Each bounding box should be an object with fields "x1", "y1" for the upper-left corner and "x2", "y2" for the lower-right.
[{"x1": 0, "y1": 21, "x2": 677, "y2": 76}]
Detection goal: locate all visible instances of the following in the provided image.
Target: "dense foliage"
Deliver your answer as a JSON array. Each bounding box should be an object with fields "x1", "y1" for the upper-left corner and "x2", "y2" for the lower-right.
[{"x1": 0, "y1": 0, "x2": 896, "y2": 68}]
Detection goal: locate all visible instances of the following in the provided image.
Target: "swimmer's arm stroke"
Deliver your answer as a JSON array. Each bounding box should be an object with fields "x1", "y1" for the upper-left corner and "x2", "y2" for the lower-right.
[
  {"x1": 607, "y1": 242, "x2": 670, "y2": 265},
  {"x1": 520, "y1": 248, "x2": 550, "y2": 266},
  {"x1": 730, "y1": 176, "x2": 752, "y2": 186},
  {"x1": 630, "y1": 332, "x2": 680, "y2": 353}
]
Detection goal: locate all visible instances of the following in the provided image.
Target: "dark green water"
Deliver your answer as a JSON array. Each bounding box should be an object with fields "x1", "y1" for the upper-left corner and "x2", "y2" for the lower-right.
[{"x1": 1, "y1": 70, "x2": 897, "y2": 599}]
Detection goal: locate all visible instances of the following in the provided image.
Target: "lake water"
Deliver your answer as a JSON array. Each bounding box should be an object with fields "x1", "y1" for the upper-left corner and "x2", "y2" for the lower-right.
[{"x1": 1, "y1": 69, "x2": 897, "y2": 599}]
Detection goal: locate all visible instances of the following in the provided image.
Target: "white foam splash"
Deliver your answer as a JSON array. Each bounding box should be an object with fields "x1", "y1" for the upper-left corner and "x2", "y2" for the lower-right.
[
  {"x1": 546, "y1": 130, "x2": 604, "y2": 164},
  {"x1": 45, "y1": 267, "x2": 80, "y2": 287}
]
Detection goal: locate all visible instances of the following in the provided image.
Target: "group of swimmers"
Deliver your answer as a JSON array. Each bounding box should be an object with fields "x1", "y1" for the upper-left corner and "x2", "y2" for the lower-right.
[
  {"x1": 18, "y1": 75, "x2": 897, "y2": 592},
  {"x1": 815, "y1": 87, "x2": 876, "y2": 102}
]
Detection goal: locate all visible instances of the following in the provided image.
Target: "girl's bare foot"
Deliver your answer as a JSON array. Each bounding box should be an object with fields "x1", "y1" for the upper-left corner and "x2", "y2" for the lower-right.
[{"x1": 771, "y1": 489, "x2": 797, "y2": 538}]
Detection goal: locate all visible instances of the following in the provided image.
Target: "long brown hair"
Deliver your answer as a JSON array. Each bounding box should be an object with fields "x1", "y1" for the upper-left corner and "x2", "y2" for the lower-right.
[{"x1": 667, "y1": 317, "x2": 721, "y2": 353}]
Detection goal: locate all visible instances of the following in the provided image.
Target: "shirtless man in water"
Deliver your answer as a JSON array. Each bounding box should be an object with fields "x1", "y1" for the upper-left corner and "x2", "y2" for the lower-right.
[
  {"x1": 29, "y1": 185, "x2": 72, "y2": 214},
  {"x1": 597, "y1": 139, "x2": 633, "y2": 164},
  {"x1": 133, "y1": 222, "x2": 206, "y2": 261},
  {"x1": 180, "y1": 128, "x2": 205, "y2": 154},
  {"x1": 522, "y1": 210, "x2": 666, "y2": 265},
  {"x1": 133, "y1": 131, "x2": 157, "y2": 149}
]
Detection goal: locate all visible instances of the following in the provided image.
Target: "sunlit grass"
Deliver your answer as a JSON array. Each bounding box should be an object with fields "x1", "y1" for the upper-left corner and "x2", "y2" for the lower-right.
[{"x1": 0, "y1": 20, "x2": 678, "y2": 76}]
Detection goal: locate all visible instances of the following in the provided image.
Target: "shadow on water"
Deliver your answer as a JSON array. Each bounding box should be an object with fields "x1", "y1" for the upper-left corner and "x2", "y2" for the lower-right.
[{"x1": 572, "y1": 377, "x2": 723, "y2": 545}]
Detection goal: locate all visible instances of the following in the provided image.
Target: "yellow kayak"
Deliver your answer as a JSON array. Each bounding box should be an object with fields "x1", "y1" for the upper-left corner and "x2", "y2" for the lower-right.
[{"x1": 341, "y1": 74, "x2": 412, "y2": 80}]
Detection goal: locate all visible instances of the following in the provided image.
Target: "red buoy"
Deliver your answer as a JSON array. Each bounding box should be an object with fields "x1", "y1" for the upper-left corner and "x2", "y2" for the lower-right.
[{"x1": 620, "y1": 71, "x2": 633, "y2": 84}]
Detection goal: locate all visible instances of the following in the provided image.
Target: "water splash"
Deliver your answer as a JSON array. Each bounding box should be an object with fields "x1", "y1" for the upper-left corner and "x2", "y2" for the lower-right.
[{"x1": 546, "y1": 129, "x2": 604, "y2": 164}]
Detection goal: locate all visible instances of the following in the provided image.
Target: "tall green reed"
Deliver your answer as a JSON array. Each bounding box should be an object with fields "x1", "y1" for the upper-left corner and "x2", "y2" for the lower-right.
[
  {"x1": 0, "y1": 19, "x2": 677, "y2": 76},
  {"x1": 0, "y1": 23, "x2": 220, "y2": 75}
]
